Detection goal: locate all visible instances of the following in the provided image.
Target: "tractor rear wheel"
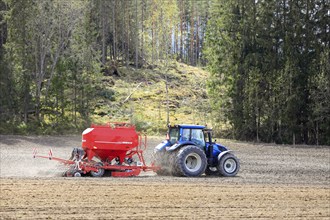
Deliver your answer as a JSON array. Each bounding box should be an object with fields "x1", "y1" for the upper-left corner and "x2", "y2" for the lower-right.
[
  {"x1": 153, "y1": 151, "x2": 174, "y2": 176},
  {"x1": 169, "y1": 151, "x2": 180, "y2": 176},
  {"x1": 217, "y1": 153, "x2": 240, "y2": 177},
  {"x1": 174, "y1": 145, "x2": 207, "y2": 177},
  {"x1": 90, "y1": 162, "x2": 105, "y2": 177}
]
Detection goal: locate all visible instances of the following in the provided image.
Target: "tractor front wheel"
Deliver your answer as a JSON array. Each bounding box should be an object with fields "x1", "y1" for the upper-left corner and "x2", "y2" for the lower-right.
[
  {"x1": 217, "y1": 153, "x2": 240, "y2": 177},
  {"x1": 174, "y1": 145, "x2": 207, "y2": 177}
]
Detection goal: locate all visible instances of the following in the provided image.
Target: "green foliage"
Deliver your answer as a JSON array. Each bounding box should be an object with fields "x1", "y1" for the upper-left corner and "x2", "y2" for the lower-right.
[
  {"x1": 0, "y1": 0, "x2": 101, "y2": 134},
  {"x1": 0, "y1": 0, "x2": 212, "y2": 136},
  {"x1": 1, "y1": 0, "x2": 329, "y2": 146},
  {"x1": 205, "y1": 0, "x2": 330, "y2": 145},
  {"x1": 98, "y1": 89, "x2": 116, "y2": 101}
]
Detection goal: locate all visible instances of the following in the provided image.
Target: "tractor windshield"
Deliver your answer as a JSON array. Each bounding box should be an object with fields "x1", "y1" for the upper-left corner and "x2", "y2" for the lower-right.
[{"x1": 169, "y1": 128, "x2": 179, "y2": 145}]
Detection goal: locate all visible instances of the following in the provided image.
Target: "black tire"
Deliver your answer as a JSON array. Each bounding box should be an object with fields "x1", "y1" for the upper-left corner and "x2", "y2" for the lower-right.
[
  {"x1": 173, "y1": 145, "x2": 207, "y2": 177},
  {"x1": 205, "y1": 166, "x2": 219, "y2": 176},
  {"x1": 169, "y1": 151, "x2": 180, "y2": 176},
  {"x1": 90, "y1": 162, "x2": 105, "y2": 177},
  {"x1": 217, "y1": 153, "x2": 240, "y2": 177},
  {"x1": 153, "y1": 151, "x2": 173, "y2": 176}
]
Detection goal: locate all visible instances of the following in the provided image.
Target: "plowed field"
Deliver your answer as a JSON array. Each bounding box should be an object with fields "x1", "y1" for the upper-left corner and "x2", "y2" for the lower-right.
[{"x1": 0, "y1": 135, "x2": 329, "y2": 219}]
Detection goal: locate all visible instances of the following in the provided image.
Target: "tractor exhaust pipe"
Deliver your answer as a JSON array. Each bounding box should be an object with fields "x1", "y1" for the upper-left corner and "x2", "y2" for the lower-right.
[{"x1": 207, "y1": 130, "x2": 214, "y2": 164}]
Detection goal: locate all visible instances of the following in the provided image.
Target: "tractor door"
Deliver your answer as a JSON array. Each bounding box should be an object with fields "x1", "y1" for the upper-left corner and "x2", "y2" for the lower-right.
[
  {"x1": 181, "y1": 128, "x2": 190, "y2": 141},
  {"x1": 191, "y1": 129, "x2": 205, "y2": 148}
]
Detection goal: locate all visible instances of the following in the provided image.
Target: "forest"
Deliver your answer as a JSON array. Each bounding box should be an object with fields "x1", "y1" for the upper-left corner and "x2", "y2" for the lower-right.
[{"x1": 0, "y1": 0, "x2": 329, "y2": 145}]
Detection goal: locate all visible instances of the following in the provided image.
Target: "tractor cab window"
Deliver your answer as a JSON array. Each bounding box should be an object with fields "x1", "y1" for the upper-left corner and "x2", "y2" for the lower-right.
[
  {"x1": 182, "y1": 129, "x2": 190, "y2": 141},
  {"x1": 191, "y1": 129, "x2": 205, "y2": 147},
  {"x1": 169, "y1": 128, "x2": 179, "y2": 145}
]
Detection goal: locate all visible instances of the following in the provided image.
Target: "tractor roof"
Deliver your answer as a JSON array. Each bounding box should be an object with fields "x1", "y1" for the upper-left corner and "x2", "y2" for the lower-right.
[{"x1": 172, "y1": 124, "x2": 206, "y2": 129}]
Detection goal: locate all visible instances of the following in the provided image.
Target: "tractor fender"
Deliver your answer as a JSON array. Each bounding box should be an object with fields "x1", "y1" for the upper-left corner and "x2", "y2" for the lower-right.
[
  {"x1": 217, "y1": 150, "x2": 232, "y2": 162},
  {"x1": 154, "y1": 140, "x2": 171, "y2": 151},
  {"x1": 166, "y1": 141, "x2": 196, "y2": 152}
]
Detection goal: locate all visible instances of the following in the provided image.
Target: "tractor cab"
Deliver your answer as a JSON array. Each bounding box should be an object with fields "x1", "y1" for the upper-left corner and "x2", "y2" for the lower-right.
[
  {"x1": 157, "y1": 124, "x2": 225, "y2": 154},
  {"x1": 167, "y1": 124, "x2": 206, "y2": 148}
]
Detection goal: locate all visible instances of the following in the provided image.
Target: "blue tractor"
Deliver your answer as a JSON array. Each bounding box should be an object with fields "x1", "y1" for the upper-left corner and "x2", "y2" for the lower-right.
[{"x1": 153, "y1": 124, "x2": 240, "y2": 177}]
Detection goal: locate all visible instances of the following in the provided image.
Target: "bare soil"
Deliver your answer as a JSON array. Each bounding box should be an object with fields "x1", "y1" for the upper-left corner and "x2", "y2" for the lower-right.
[{"x1": 0, "y1": 135, "x2": 329, "y2": 219}]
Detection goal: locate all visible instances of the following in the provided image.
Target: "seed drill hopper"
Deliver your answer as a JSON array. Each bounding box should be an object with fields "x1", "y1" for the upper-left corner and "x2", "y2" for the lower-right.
[{"x1": 34, "y1": 122, "x2": 157, "y2": 177}]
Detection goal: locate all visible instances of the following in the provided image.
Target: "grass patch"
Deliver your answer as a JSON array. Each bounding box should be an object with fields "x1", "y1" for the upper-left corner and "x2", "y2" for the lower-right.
[{"x1": 92, "y1": 61, "x2": 212, "y2": 133}]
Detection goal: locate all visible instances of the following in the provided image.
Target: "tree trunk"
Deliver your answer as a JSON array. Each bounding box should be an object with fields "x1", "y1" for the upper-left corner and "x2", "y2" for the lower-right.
[
  {"x1": 141, "y1": 0, "x2": 144, "y2": 63},
  {"x1": 196, "y1": 15, "x2": 200, "y2": 64},
  {"x1": 293, "y1": 132, "x2": 295, "y2": 146},
  {"x1": 125, "y1": 0, "x2": 129, "y2": 68},
  {"x1": 112, "y1": 0, "x2": 116, "y2": 60},
  {"x1": 180, "y1": 0, "x2": 184, "y2": 61},
  {"x1": 135, "y1": 0, "x2": 138, "y2": 68},
  {"x1": 190, "y1": 1, "x2": 194, "y2": 65},
  {"x1": 101, "y1": 2, "x2": 107, "y2": 65},
  {"x1": 316, "y1": 121, "x2": 319, "y2": 146},
  {"x1": 151, "y1": 2, "x2": 155, "y2": 66}
]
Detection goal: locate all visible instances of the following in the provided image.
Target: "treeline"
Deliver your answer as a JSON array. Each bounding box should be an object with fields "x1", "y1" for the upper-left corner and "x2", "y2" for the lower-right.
[
  {"x1": 0, "y1": 0, "x2": 209, "y2": 133},
  {"x1": 205, "y1": 0, "x2": 330, "y2": 145},
  {"x1": 1, "y1": 0, "x2": 329, "y2": 145}
]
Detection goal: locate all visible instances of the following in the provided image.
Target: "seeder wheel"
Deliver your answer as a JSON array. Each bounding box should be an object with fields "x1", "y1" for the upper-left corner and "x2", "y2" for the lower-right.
[
  {"x1": 90, "y1": 162, "x2": 105, "y2": 177},
  {"x1": 73, "y1": 172, "x2": 81, "y2": 177}
]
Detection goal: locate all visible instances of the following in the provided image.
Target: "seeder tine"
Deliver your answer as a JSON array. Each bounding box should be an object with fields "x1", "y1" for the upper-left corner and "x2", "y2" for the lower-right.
[
  {"x1": 48, "y1": 149, "x2": 53, "y2": 160},
  {"x1": 33, "y1": 148, "x2": 38, "y2": 158}
]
